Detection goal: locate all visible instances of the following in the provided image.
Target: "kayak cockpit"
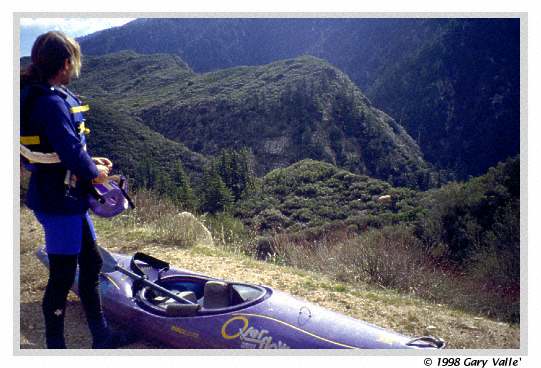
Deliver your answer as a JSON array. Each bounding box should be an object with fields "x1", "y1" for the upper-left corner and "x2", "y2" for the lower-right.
[
  {"x1": 97, "y1": 248, "x2": 270, "y2": 317},
  {"x1": 136, "y1": 275, "x2": 269, "y2": 317}
]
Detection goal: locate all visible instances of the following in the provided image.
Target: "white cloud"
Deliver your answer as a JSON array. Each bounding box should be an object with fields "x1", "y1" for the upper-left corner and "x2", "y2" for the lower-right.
[
  {"x1": 19, "y1": 18, "x2": 136, "y2": 56},
  {"x1": 20, "y1": 18, "x2": 135, "y2": 36}
]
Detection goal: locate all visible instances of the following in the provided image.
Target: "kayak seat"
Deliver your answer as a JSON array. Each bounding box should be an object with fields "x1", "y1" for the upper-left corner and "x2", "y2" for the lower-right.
[
  {"x1": 203, "y1": 280, "x2": 231, "y2": 309},
  {"x1": 165, "y1": 303, "x2": 201, "y2": 317},
  {"x1": 172, "y1": 290, "x2": 198, "y2": 304},
  {"x1": 144, "y1": 288, "x2": 197, "y2": 305}
]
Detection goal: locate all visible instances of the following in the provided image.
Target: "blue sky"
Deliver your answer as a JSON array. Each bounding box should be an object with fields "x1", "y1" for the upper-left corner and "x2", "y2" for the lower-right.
[{"x1": 19, "y1": 18, "x2": 135, "y2": 56}]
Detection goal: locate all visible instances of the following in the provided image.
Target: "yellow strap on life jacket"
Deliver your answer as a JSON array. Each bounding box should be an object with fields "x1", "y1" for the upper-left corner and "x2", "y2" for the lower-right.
[
  {"x1": 20, "y1": 136, "x2": 41, "y2": 145},
  {"x1": 70, "y1": 104, "x2": 90, "y2": 113},
  {"x1": 78, "y1": 122, "x2": 91, "y2": 135}
]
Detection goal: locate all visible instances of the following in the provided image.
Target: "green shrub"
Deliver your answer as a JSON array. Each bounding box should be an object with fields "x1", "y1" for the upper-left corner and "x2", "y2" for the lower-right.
[
  {"x1": 94, "y1": 189, "x2": 209, "y2": 247},
  {"x1": 416, "y1": 156, "x2": 519, "y2": 265},
  {"x1": 265, "y1": 222, "x2": 519, "y2": 322},
  {"x1": 236, "y1": 159, "x2": 420, "y2": 233},
  {"x1": 200, "y1": 212, "x2": 253, "y2": 253}
]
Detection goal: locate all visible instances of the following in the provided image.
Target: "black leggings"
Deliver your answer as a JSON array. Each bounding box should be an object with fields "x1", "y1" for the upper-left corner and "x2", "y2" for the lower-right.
[{"x1": 42, "y1": 217, "x2": 107, "y2": 347}]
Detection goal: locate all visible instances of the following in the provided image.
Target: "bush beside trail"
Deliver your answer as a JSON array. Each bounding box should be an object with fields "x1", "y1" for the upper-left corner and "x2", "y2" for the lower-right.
[
  {"x1": 416, "y1": 156, "x2": 520, "y2": 322},
  {"x1": 262, "y1": 224, "x2": 518, "y2": 323}
]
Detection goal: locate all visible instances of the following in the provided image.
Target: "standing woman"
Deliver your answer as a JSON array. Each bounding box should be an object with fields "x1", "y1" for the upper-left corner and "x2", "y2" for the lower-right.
[{"x1": 20, "y1": 31, "x2": 126, "y2": 349}]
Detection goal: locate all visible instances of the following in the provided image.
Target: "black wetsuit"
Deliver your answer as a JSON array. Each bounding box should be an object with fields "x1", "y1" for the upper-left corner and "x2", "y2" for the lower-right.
[{"x1": 42, "y1": 219, "x2": 109, "y2": 348}]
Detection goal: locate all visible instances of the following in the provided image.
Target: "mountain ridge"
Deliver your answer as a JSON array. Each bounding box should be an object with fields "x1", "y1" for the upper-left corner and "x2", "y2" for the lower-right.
[
  {"x1": 77, "y1": 18, "x2": 520, "y2": 178},
  {"x1": 68, "y1": 51, "x2": 431, "y2": 187}
]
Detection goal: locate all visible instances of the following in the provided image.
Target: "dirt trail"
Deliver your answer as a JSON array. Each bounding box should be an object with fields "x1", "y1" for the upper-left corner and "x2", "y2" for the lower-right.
[{"x1": 18, "y1": 208, "x2": 519, "y2": 350}]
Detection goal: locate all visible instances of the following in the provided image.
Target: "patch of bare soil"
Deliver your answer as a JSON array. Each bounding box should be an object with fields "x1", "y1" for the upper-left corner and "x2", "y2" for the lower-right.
[{"x1": 18, "y1": 208, "x2": 160, "y2": 349}]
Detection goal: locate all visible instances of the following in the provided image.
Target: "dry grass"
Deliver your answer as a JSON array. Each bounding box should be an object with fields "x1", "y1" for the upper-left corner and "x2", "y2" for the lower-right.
[
  {"x1": 93, "y1": 189, "x2": 213, "y2": 247},
  {"x1": 267, "y1": 225, "x2": 520, "y2": 323},
  {"x1": 268, "y1": 226, "x2": 429, "y2": 288},
  {"x1": 18, "y1": 206, "x2": 519, "y2": 349}
]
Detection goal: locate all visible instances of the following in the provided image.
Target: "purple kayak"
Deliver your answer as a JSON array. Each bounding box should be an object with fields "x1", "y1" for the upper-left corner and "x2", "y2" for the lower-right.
[{"x1": 37, "y1": 246, "x2": 445, "y2": 350}]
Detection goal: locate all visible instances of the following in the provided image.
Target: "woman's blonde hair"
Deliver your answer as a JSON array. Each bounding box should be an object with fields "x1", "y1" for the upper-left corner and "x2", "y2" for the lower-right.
[{"x1": 21, "y1": 31, "x2": 82, "y2": 84}]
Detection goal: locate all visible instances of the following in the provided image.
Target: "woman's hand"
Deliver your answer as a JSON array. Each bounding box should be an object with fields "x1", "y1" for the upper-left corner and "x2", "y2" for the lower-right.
[
  {"x1": 92, "y1": 164, "x2": 110, "y2": 184},
  {"x1": 92, "y1": 157, "x2": 113, "y2": 170}
]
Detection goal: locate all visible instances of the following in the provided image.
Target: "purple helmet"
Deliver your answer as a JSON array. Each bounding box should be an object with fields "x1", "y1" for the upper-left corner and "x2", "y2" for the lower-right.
[{"x1": 88, "y1": 176, "x2": 132, "y2": 218}]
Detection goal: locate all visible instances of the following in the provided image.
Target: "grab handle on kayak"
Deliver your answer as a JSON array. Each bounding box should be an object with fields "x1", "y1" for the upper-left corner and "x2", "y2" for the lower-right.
[
  {"x1": 114, "y1": 264, "x2": 198, "y2": 306},
  {"x1": 406, "y1": 336, "x2": 446, "y2": 349}
]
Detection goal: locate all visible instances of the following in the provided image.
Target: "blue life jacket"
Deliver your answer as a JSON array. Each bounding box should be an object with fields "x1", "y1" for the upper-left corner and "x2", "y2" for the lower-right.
[
  {"x1": 21, "y1": 82, "x2": 98, "y2": 214},
  {"x1": 21, "y1": 83, "x2": 90, "y2": 165}
]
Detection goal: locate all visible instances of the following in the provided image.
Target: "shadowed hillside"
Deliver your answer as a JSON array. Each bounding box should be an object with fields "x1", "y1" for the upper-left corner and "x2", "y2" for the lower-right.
[
  {"x1": 69, "y1": 52, "x2": 431, "y2": 188},
  {"x1": 78, "y1": 18, "x2": 520, "y2": 179}
]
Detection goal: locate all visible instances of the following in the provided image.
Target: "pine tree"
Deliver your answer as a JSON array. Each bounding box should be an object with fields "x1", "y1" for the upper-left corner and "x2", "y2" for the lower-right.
[
  {"x1": 214, "y1": 148, "x2": 256, "y2": 202},
  {"x1": 198, "y1": 163, "x2": 233, "y2": 214},
  {"x1": 171, "y1": 160, "x2": 196, "y2": 210},
  {"x1": 235, "y1": 148, "x2": 256, "y2": 199},
  {"x1": 217, "y1": 149, "x2": 233, "y2": 191},
  {"x1": 154, "y1": 171, "x2": 174, "y2": 196},
  {"x1": 137, "y1": 158, "x2": 158, "y2": 189}
]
